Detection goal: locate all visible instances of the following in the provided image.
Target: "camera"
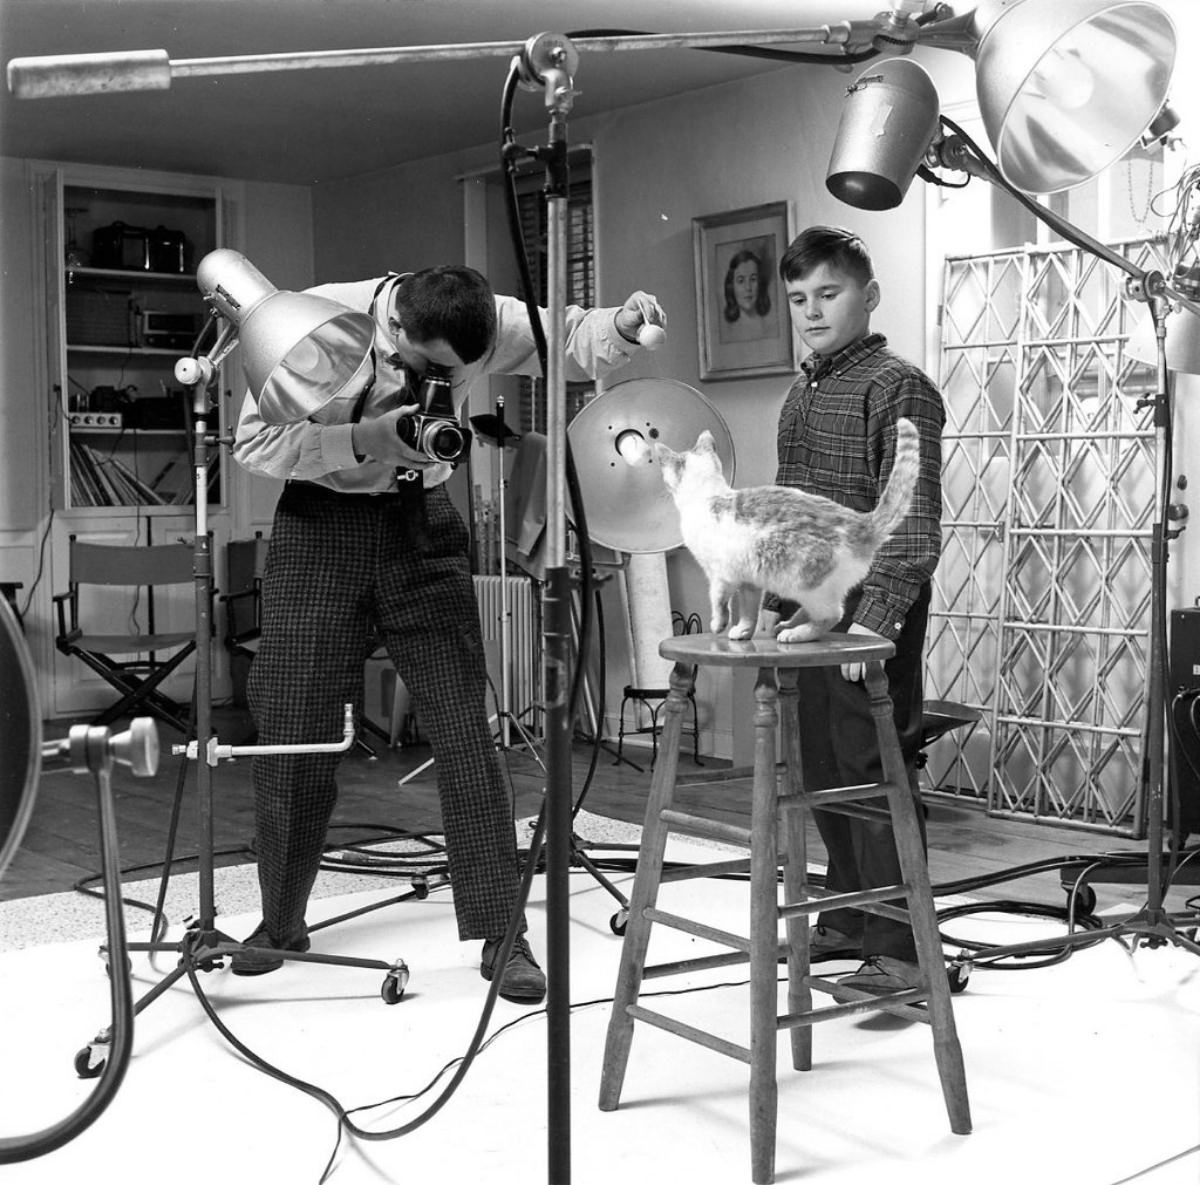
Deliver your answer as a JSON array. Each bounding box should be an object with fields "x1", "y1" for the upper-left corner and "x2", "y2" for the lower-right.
[{"x1": 396, "y1": 362, "x2": 472, "y2": 465}]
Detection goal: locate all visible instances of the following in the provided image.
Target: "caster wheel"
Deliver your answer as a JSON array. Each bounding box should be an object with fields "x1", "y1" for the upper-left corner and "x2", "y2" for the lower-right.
[
  {"x1": 1071, "y1": 884, "x2": 1098, "y2": 915},
  {"x1": 610, "y1": 909, "x2": 628, "y2": 936},
  {"x1": 381, "y1": 960, "x2": 410, "y2": 1004},
  {"x1": 412, "y1": 877, "x2": 429, "y2": 901},
  {"x1": 947, "y1": 962, "x2": 971, "y2": 994},
  {"x1": 74, "y1": 1045, "x2": 106, "y2": 1078}
]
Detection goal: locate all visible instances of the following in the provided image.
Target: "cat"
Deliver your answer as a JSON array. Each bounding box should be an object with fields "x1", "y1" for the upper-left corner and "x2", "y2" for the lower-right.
[{"x1": 654, "y1": 417, "x2": 920, "y2": 644}]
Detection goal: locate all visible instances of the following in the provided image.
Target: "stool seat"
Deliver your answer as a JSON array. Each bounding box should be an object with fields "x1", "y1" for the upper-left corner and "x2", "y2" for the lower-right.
[
  {"x1": 659, "y1": 630, "x2": 895, "y2": 669},
  {"x1": 599, "y1": 633, "x2": 971, "y2": 1183}
]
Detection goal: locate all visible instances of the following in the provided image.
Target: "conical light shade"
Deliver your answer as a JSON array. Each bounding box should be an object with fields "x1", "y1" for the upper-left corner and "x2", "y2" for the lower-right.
[
  {"x1": 970, "y1": 0, "x2": 1176, "y2": 194},
  {"x1": 826, "y1": 57, "x2": 941, "y2": 211},
  {"x1": 1127, "y1": 305, "x2": 1200, "y2": 375},
  {"x1": 195, "y1": 249, "x2": 376, "y2": 425}
]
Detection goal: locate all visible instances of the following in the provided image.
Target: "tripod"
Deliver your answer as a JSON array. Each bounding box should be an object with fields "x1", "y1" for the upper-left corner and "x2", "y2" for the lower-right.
[{"x1": 72, "y1": 369, "x2": 414, "y2": 1078}]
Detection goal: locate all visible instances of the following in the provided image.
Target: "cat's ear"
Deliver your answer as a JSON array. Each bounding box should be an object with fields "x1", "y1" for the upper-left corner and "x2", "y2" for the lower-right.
[{"x1": 697, "y1": 430, "x2": 715, "y2": 452}]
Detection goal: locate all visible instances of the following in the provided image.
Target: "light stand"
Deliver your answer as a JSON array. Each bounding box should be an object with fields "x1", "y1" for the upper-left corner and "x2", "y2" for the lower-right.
[
  {"x1": 471, "y1": 396, "x2": 544, "y2": 761},
  {"x1": 0, "y1": 595, "x2": 156, "y2": 1164},
  {"x1": 69, "y1": 314, "x2": 415, "y2": 1077},
  {"x1": 917, "y1": 122, "x2": 1200, "y2": 964}
]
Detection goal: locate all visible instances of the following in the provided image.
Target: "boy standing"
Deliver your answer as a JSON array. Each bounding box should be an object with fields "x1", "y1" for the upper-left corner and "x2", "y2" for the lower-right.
[{"x1": 761, "y1": 226, "x2": 944, "y2": 992}]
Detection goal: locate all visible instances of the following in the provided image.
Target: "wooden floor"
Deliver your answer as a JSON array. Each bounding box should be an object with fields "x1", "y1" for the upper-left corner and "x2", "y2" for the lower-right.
[{"x1": 5, "y1": 707, "x2": 1197, "y2": 929}]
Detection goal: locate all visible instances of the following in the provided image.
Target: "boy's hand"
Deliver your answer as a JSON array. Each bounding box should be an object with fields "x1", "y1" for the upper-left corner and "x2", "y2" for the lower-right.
[{"x1": 840, "y1": 621, "x2": 875, "y2": 682}]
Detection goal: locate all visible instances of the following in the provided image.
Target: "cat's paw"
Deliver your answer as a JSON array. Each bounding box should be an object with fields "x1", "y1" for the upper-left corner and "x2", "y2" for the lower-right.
[
  {"x1": 777, "y1": 623, "x2": 824, "y2": 644},
  {"x1": 710, "y1": 613, "x2": 728, "y2": 634},
  {"x1": 728, "y1": 622, "x2": 756, "y2": 641}
]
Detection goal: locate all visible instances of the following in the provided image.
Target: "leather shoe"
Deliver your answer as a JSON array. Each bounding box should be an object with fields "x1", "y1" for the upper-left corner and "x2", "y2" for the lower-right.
[
  {"x1": 837, "y1": 955, "x2": 925, "y2": 994},
  {"x1": 808, "y1": 924, "x2": 862, "y2": 962},
  {"x1": 230, "y1": 922, "x2": 310, "y2": 976},
  {"x1": 481, "y1": 934, "x2": 546, "y2": 1004}
]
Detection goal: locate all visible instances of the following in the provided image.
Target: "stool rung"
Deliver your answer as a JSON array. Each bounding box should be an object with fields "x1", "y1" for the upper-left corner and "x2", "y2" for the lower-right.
[
  {"x1": 779, "y1": 882, "x2": 912, "y2": 922},
  {"x1": 643, "y1": 906, "x2": 750, "y2": 953},
  {"x1": 662, "y1": 856, "x2": 753, "y2": 884},
  {"x1": 803, "y1": 781, "x2": 899, "y2": 807},
  {"x1": 659, "y1": 808, "x2": 751, "y2": 848},
  {"x1": 626, "y1": 1003, "x2": 751, "y2": 1065},
  {"x1": 807, "y1": 976, "x2": 933, "y2": 1022},
  {"x1": 780, "y1": 983, "x2": 930, "y2": 1026},
  {"x1": 643, "y1": 949, "x2": 752, "y2": 980},
  {"x1": 809, "y1": 800, "x2": 892, "y2": 824}
]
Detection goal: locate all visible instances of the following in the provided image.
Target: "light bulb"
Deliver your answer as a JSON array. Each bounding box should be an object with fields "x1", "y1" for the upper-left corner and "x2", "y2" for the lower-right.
[
  {"x1": 1029, "y1": 46, "x2": 1095, "y2": 112},
  {"x1": 615, "y1": 430, "x2": 651, "y2": 465}
]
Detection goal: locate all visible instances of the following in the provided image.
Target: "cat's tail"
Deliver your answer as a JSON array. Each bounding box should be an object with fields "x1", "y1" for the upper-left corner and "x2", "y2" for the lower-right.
[{"x1": 868, "y1": 417, "x2": 920, "y2": 541}]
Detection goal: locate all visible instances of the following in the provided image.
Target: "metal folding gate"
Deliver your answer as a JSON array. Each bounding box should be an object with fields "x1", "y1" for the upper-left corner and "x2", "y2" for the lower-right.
[{"x1": 925, "y1": 235, "x2": 1168, "y2": 835}]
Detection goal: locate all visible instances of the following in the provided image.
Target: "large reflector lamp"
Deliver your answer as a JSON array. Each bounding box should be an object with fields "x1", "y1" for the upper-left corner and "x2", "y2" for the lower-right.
[
  {"x1": 196, "y1": 249, "x2": 376, "y2": 424},
  {"x1": 951, "y1": 0, "x2": 1176, "y2": 194}
]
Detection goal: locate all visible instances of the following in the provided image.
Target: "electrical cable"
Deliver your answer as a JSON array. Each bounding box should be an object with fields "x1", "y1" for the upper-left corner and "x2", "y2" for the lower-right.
[{"x1": 180, "y1": 802, "x2": 550, "y2": 1182}]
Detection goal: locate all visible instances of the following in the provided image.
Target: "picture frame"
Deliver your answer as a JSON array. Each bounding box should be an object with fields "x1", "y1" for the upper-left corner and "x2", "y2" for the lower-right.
[{"x1": 692, "y1": 201, "x2": 795, "y2": 382}]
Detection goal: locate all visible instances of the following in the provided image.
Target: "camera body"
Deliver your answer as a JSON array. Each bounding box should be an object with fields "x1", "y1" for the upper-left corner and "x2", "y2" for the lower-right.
[{"x1": 396, "y1": 363, "x2": 472, "y2": 465}]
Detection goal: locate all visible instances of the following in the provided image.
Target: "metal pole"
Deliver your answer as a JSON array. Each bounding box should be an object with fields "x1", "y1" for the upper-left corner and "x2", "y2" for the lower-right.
[{"x1": 543, "y1": 111, "x2": 573, "y2": 1185}]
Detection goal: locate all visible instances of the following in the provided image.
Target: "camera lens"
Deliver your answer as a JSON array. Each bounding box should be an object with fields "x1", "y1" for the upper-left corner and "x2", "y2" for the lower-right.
[{"x1": 426, "y1": 422, "x2": 466, "y2": 463}]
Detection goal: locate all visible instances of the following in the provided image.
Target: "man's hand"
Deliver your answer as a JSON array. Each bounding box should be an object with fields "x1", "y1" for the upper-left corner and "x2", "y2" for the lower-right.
[
  {"x1": 615, "y1": 291, "x2": 667, "y2": 345},
  {"x1": 841, "y1": 621, "x2": 875, "y2": 682},
  {"x1": 351, "y1": 405, "x2": 434, "y2": 468}
]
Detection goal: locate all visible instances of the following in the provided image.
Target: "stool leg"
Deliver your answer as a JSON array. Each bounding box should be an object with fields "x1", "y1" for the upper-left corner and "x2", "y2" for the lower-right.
[
  {"x1": 777, "y1": 668, "x2": 812, "y2": 1073},
  {"x1": 749, "y1": 669, "x2": 780, "y2": 1185},
  {"x1": 865, "y1": 661, "x2": 972, "y2": 1136},
  {"x1": 599, "y1": 662, "x2": 693, "y2": 1112}
]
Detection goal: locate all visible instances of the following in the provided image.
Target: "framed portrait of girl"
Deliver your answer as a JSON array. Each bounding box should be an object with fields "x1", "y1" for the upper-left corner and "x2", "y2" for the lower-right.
[{"x1": 693, "y1": 201, "x2": 796, "y2": 381}]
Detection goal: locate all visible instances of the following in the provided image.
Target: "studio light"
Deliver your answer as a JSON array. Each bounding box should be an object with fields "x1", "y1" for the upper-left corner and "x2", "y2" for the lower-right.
[
  {"x1": 921, "y1": 0, "x2": 1177, "y2": 194},
  {"x1": 568, "y1": 377, "x2": 734, "y2": 554},
  {"x1": 828, "y1": 2, "x2": 1177, "y2": 211},
  {"x1": 826, "y1": 57, "x2": 941, "y2": 211},
  {"x1": 192, "y1": 248, "x2": 376, "y2": 424}
]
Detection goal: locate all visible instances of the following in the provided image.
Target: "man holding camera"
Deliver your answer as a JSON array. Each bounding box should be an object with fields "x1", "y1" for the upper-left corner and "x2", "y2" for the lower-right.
[{"x1": 231, "y1": 265, "x2": 664, "y2": 1002}]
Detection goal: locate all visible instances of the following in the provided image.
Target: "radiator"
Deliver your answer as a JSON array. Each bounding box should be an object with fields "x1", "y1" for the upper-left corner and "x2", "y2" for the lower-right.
[{"x1": 474, "y1": 575, "x2": 540, "y2": 732}]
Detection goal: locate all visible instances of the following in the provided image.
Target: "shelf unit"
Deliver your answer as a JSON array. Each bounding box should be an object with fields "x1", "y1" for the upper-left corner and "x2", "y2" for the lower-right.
[
  {"x1": 32, "y1": 163, "x2": 236, "y2": 719},
  {"x1": 47, "y1": 173, "x2": 225, "y2": 511}
]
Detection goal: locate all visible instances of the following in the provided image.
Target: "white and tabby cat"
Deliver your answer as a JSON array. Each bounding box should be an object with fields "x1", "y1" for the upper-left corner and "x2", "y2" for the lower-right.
[{"x1": 655, "y1": 417, "x2": 919, "y2": 643}]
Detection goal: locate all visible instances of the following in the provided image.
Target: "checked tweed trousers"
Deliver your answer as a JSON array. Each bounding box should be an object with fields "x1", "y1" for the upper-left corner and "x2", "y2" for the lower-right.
[{"x1": 247, "y1": 481, "x2": 522, "y2": 942}]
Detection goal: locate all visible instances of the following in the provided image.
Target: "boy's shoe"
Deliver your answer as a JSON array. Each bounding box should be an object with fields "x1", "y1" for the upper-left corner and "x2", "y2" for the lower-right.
[
  {"x1": 481, "y1": 934, "x2": 547, "y2": 1004},
  {"x1": 230, "y1": 922, "x2": 311, "y2": 976},
  {"x1": 837, "y1": 954, "x2": 925, "y2": 994},
  {"x1": 808, "y1": 924, "x2": 862, "y2": 962}
]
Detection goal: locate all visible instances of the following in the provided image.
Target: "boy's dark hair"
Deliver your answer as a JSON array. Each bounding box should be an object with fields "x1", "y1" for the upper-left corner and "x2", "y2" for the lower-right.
[
  {"x1": 778, "y1": 226, "x2": 874, "y2": 286},
  {"x1": 393, "y1": 265, "x2": 497, "y2": 364}
]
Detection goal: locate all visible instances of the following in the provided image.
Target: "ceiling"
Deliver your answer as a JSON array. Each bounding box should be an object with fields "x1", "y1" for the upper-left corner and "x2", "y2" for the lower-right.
[{"x1": 0, "y1": 0, "x2": 897, "y2": 186}]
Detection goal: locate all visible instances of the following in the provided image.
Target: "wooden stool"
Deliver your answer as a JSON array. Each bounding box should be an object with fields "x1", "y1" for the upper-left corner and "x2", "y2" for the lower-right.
[{"x1": 598, "y1": 632, "x2": 971, "y2": 1184}]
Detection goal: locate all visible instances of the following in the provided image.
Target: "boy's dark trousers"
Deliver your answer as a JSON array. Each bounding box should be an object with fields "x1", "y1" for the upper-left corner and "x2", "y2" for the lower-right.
[{"x1": 793, "y1": 583, "x2": 931, "y2": 962}]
